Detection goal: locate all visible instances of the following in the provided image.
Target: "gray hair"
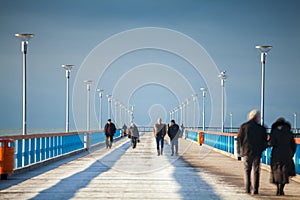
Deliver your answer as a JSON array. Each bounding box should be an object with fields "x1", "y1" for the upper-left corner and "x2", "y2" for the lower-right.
[{"x1": 248, "y1": 109, "x2": 260, "y2": 120}]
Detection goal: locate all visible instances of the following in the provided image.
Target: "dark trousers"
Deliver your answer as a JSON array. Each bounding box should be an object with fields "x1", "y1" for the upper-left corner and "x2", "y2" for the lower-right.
[
  {"x1": 243, "y1": 155, "x2": 261, "y2": 193},
  {"x1": 156, "y1": 136, "x2": 164, "y2": 150},
  {"x1": 131, "y1": 136, "x2": 138, "y2": 149},
  {"x1": 106, "y1": 135, "x2": 114, "y2": 148}
]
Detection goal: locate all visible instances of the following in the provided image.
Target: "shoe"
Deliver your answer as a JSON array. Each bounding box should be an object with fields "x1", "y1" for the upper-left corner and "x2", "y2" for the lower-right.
[
  {"x1": 253, "y1": 191, "x2": 259, "y2": 195},
  {"x1": 157, "y1": 150, "x2": 160, "y2": 156},
  {"x1": 171, "y1": 153, "x2": 174, "y2": 156},
  {"x1": 161, "y1": 150, "x2": 163, "y2": 155}
]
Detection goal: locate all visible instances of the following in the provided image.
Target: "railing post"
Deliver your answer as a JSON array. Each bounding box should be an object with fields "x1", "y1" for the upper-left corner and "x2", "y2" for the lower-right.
[
  {"x1": 84, "y1": 132, "x2": 91, "y2": 150},
  {"x1": 234, "y1": 136, "x2": 241, "y2": 160}
]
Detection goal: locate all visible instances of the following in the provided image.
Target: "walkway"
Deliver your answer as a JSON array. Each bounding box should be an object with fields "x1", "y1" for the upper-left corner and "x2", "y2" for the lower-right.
[{"x1": 0, "y1": 133, "x2": 299, "y2": 199}]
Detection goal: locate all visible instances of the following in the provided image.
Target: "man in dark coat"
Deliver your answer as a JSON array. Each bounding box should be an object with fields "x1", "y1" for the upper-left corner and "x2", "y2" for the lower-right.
[
  {"x1": 167, "y1": 120, "x2": 181, "y2": 156},
  {"x1": 154, "y1": 118, "x2": 166, "y2": 156},
  {"x1": 237, "y1": 110, "x2": 268, "y2": 195},
  {"x1": 270, "y1": 117, "x2": 296, "y2": 196},
  {"x1": 104, "y1": 119, "x2": 116, "y2": 149}
]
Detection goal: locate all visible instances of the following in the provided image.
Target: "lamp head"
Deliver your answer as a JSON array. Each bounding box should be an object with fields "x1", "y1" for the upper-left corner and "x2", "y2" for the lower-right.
[
  {"x1": 15, "y1": 33, "x2": 35, "y2": 41},
  {"x1": 62, "y1": 64, "x2": 74, "y2": 71},
  {"x1": 255, "y1": 45, "x2": 272, "y2": 53}
]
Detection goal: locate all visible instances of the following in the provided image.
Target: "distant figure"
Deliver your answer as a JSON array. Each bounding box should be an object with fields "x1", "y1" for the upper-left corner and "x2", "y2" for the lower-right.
[
  {"x1": 153, "y1": 118, "x2": 167, "y2": 156},
  {"x1": 129, "y1": 123, "x2": 140, "y2": 149},
  {"x1": 237, "y1": 110, "x2": 268, "y2": 195},
  {"x1": 104, "y1": 119, "x2": 116, "y2": 149},
  {"x1": 122, "y1": 124, "x2": 127, "y2": 137},
  {"x1": 168, "y1": 120, "x2": 181, "y2": 156},
  {"x1": 269, "y1": 117, "x2": 296, "y2": 196}
]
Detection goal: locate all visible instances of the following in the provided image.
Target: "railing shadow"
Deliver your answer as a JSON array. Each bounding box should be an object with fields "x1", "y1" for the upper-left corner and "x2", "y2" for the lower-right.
[
  {"x1": 27, "y1": 140, "x2": 130, "y2": 199},
  {"x1": 164, "y1": 141, "x2": 221, "y2": 200}
]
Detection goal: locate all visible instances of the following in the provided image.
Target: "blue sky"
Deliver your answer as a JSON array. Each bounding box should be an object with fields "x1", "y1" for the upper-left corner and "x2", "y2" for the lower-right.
[{"x1": 0, "y1": 0, "x2": 299, "y2": 132}]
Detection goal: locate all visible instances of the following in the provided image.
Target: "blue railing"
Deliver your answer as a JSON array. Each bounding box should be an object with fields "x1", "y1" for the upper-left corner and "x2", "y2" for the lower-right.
[
  {"x1": 185, "y1": 129, "x2": 300, "y2": 175},
  {"x1": 2, "y1": 129, "x2": 121, "y2": 170}
]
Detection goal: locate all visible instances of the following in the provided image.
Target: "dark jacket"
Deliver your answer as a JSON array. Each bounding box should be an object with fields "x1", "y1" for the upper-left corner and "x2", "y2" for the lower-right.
[
  {"x1": 237, "y1": 119, "x2": 268, "y2": 157},
  {"x1": 104, "y1": 122, "x2": 116, "y2": 137},
  {"x1": 154, "y1": 123, "x2": 166, "y2": 138},
  {"x1": 270, "y1": 120, "x2": 296, "y2": 180},
  {"x1": 168, "y1": 124, "x2": 180, "y2": 140}
]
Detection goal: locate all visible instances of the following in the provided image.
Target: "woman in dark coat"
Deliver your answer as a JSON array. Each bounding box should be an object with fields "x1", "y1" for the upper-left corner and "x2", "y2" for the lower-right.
[{"x1": 270, "y1": 117, "x2": 296, "y2": 196}]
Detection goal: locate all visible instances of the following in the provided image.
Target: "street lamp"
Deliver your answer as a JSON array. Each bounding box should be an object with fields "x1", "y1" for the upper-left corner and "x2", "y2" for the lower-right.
[
  {"x1": 230, "y1": 112, "x2": 233, "y2": 132},
  {"x1": 97, "y1": 89, "x2": 104, "y2": 129},
  {"x1": 84, "y1": 80, "x2": 93, "y2": 131},
  {"x1": 15, "y1": 33, "x2": 35, "y2": 135},
  {"x1": 294, "y1": 112, "x2": 297, "y2": 133},
  {"x1": 200, "y1": 87, "x2": 208, "y2": 131},
  {"x1": 175, "y1": 107, "x2": 179, "y2": 123},
  {"x1": 107, "y1": 95, "x2": 112, "y2": 119},
  {"x1": 218, "y1": 71, "x2": 227, "y2": 132},
  {"x1": 192, "y1": 94, "x2": 198, "y2": 129},
  {"x1": 181, "y1": 103, "x2": 185, "y2": 126},
  {"x1": 185, "y1": 98, "x2": 189, "y2": 127},
  {"x1": 180, "y1": 104, "x2": 183, "y2": 126},
  {"x1": 256, "y1": 45, "x2": 272, "y2": 125},
  {"x1": 62, "y1": 65, "x2": 74, "y2": 132},
  {"x1": 114, "y1": 99, "x2": 118, "y2": 126}
]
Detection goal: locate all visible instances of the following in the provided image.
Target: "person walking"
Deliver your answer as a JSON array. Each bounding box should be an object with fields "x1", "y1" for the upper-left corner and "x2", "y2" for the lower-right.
[
  {"x1": 237, "y1": 110, "x2": 268, "y2": 195},
  {"x1": 269, "y1": 117, "x2": 296, "y2": 196},
  {"x1": 129, "y1": 123, "x2": 140, "y2": 149},
  {"x1": 168, "y1": 120, "x2": 181, "y2": 156},
  {"x1": 104, "y1": 119, "x2": 116, "y2": 149},
  {"x1": 154, "y1": 118, "x2": 166, "y2": 156},
  {"x1": 122, "y1": 124, "x2": 128, "y2": 137}
]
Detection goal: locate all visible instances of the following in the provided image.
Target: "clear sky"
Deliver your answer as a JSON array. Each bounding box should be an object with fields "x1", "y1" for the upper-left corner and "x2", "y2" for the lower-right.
[{"x1": 0, "y1": 0, "x2": 299, "y2": 132}]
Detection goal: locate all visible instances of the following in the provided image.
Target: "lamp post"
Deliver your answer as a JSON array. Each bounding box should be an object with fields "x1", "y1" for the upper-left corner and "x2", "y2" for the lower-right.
[
  {"x1": 230, "y1": 112, "x2": 233, "y2": 132},
  {"x1": 294, "y1": 112, "x2": 297, "y2": 133},
  {"x1": 119, "y1": 102, "x2": 124, "y2": 126},
  {"x1": 180, "y1": 104, "x2": 183, "y2": 126},
  {"x1": 192, "y1": 94, "x2": 197, "y2": 129},
  {"x1": 185, "y1": 99, "x2": 189, "y2": 127},
  {"x1": 256, "y1": 45, "x2": 272, "y2": 125},
  {"x1": 218, "y1": 71, "x2": 227, "y2": 132},
  {"x1": 114, "y1": 99, "x2": 118, "y2": 126},
  {"x1": 175, "y1": 107, "x2": 179, "y2": 123},
  {"x1": 84, "y1": 80, "x2": 93, "y2": 131},
  {"x1": 182, "y1": 103, "x2": 185, "y2": 126},
  {"x1": 200, "y1": 87, "x2": 207, "y2": 131},
  {"x1": 62, "y1": 65, "x2": 74, "y2": 132},
  {"x1": 97, "y1": 89, "x2": 104, "y2": 129},
  {"x1": 107, "y1": 95, "x2": 112, "y2": 119},
  {"x1": 131, "y1": 104, "x2": 134, "y2": 123},
  {"x1": 15, "y1": 33, "x2": 35, "y2": 135}
]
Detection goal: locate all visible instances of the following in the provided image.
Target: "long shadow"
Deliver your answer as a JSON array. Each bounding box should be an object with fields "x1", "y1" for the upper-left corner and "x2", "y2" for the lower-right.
[
  {"x1": 165, "y1": 142, "x2": 221, "y2": 200},
  {"x1": 0, "y1": 137, "x2": 125, "y2": 191},
  {"x1": 28, "y1": 141, "x2": 131, "y2": 199},
  {"x1": 0, "y1": 149, "x2": 92, "y2": 190}
]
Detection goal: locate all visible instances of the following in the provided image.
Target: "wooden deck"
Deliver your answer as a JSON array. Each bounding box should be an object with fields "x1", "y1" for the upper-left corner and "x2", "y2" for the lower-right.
[{"x1": 0, "y1": 133, "x2": 299, "y2": 200}]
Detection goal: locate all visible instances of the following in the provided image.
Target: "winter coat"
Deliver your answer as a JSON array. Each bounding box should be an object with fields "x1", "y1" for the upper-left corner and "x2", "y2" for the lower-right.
[
  {"x1": 270, "y1": 120, "x2": 296, "y2": 184},
  {"x1": 104, "y1": 122, "x2": 116, "y2": 137},
  {"x1": 237, "y1": 119, "x2": 268, "y2": 157},
  {"x1": 168, "y1": 124, "x2": 180, "y2": 140},
  {"x1": 130, "y1": 124, "x2": 139, "y2": 138},
  {"x1": 154, "y1": 123, "x2": 166, "y2": 138}
]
